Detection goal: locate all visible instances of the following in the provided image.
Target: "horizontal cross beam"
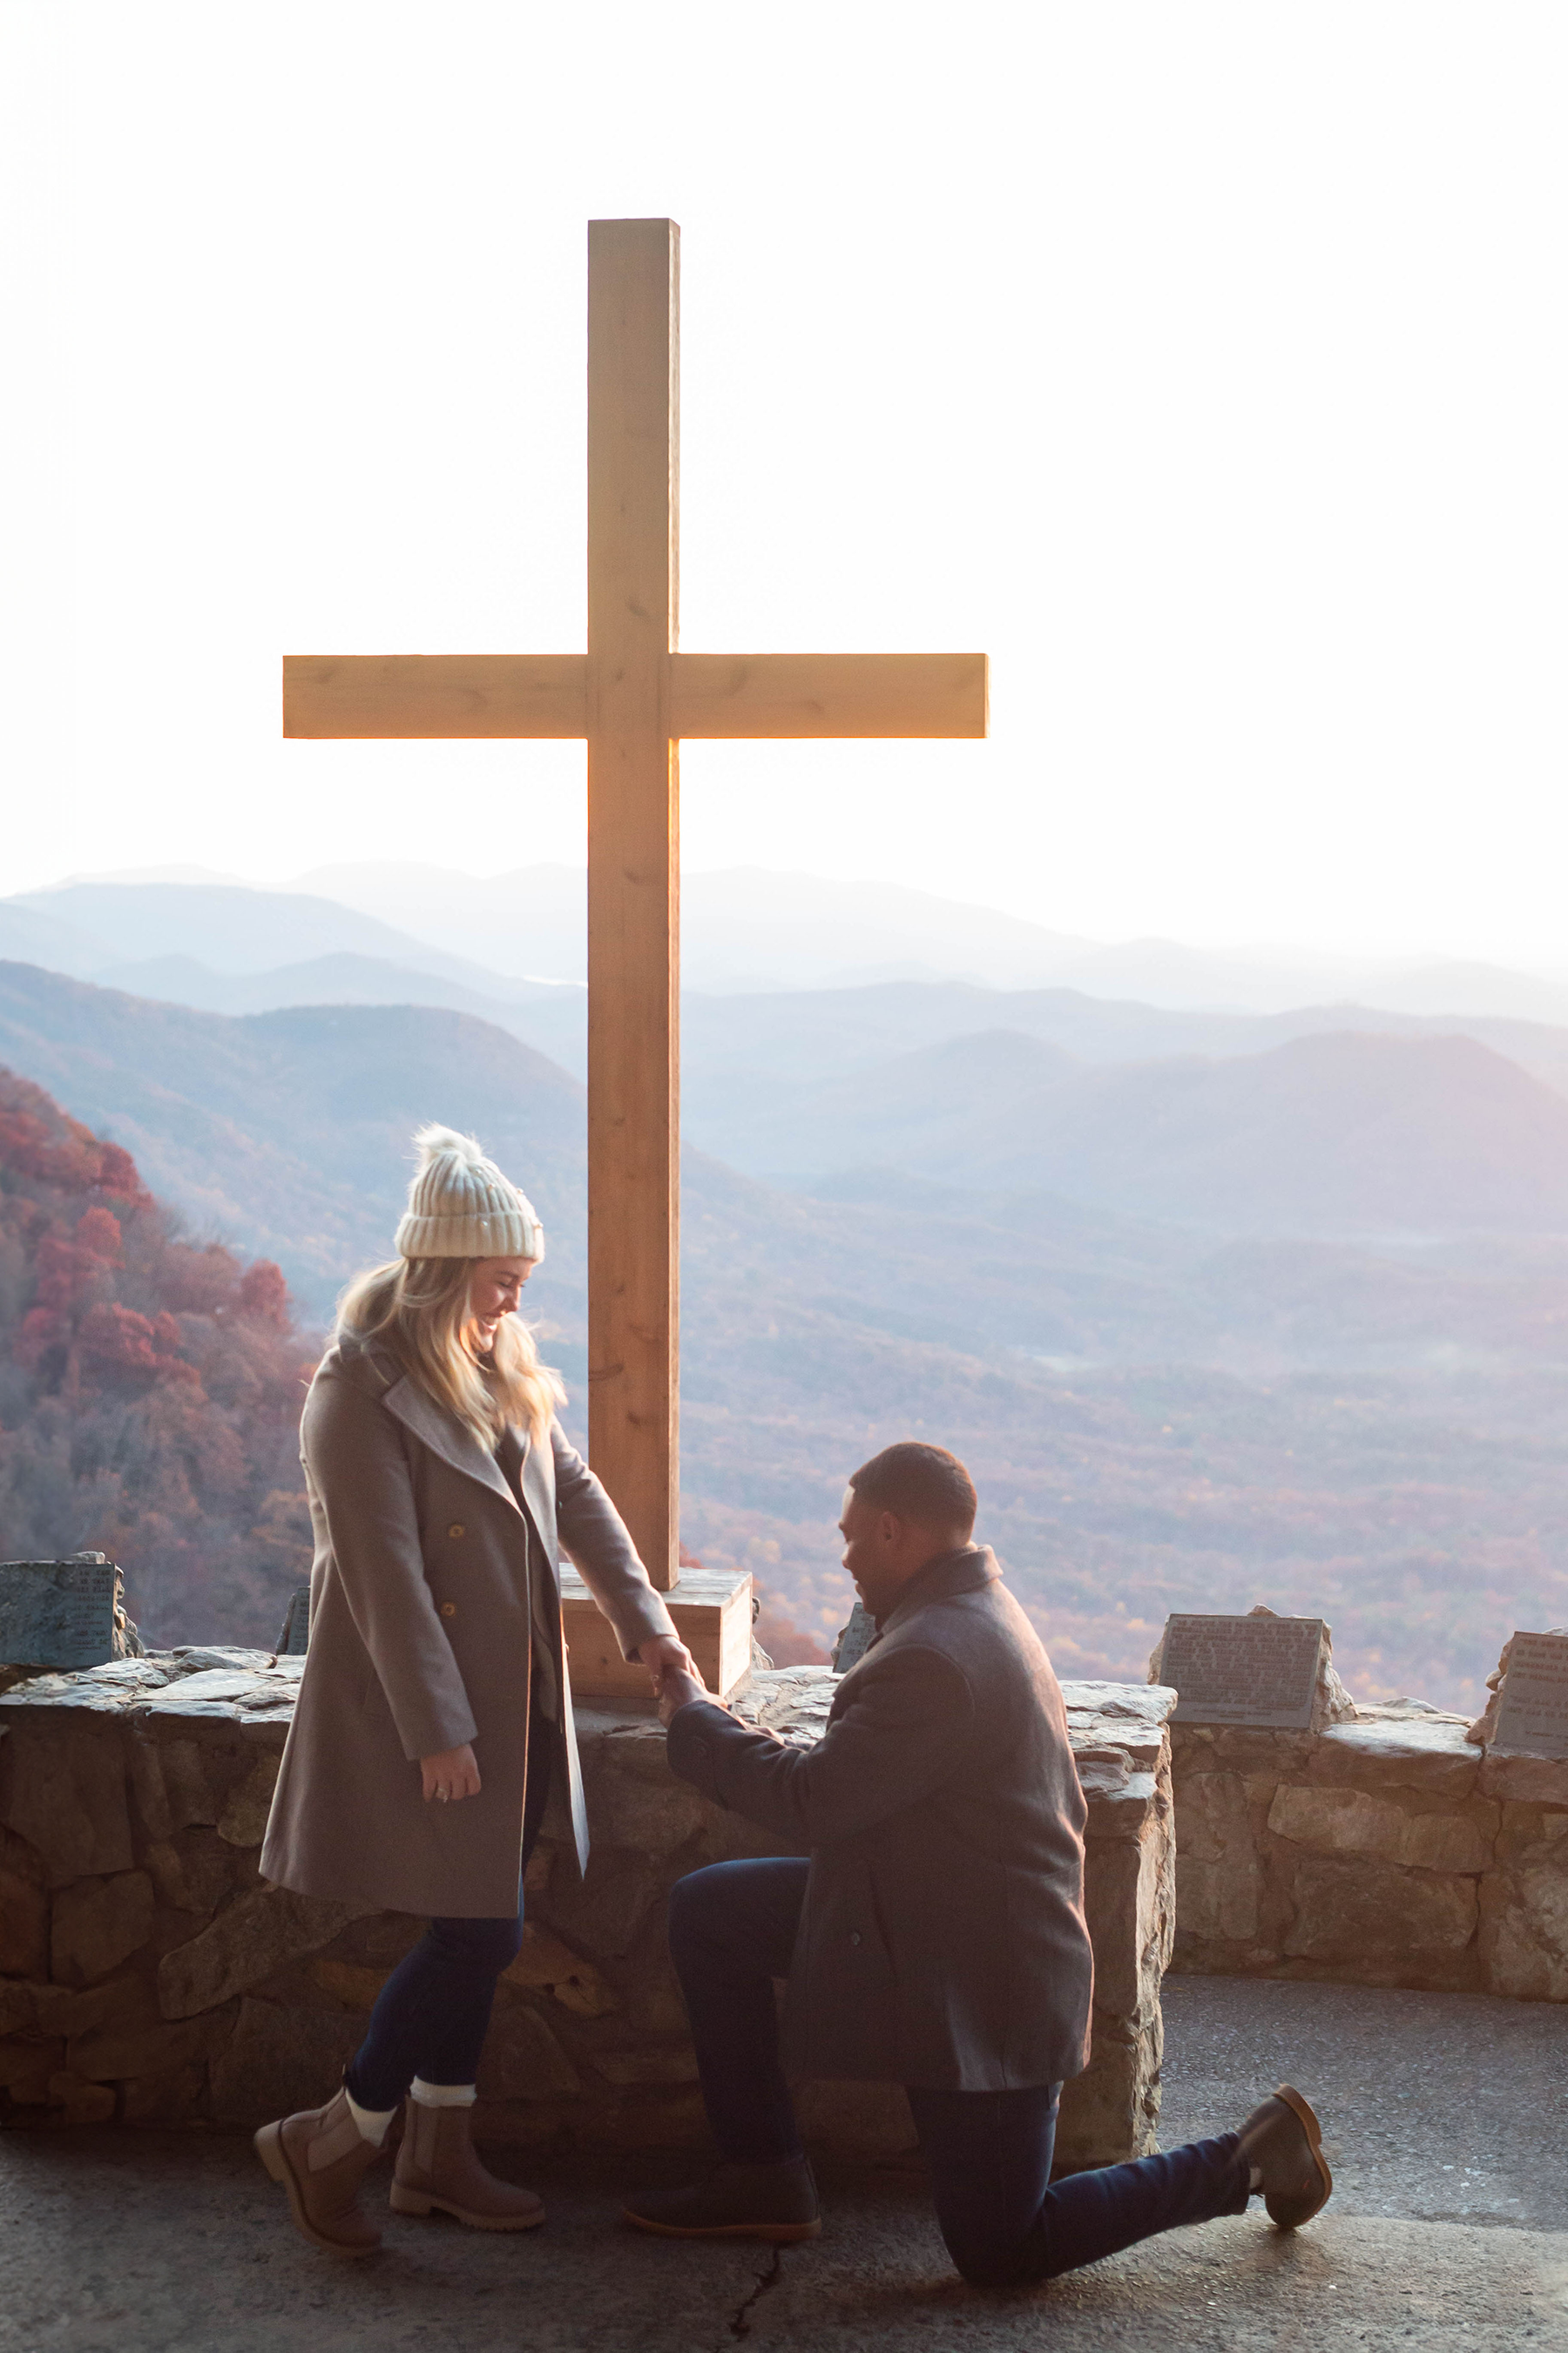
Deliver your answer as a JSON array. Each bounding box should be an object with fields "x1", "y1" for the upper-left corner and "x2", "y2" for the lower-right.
[{"x1": 281, "y1": 651, "x2": 989, "y2": 740}]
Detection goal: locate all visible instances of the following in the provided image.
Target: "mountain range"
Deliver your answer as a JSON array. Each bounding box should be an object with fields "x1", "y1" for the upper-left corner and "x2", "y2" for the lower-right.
[
  {"x1": 693, "y1": 1026, "x2": 1568, "y2": 1236},
  {"x1": 15, "y1": 863, "x2": 1568, "y2": 1019},
  {"x1": 14, "y1": 876, "x2": 1568, "y2": 1126},
  {"x1": 2, "y1": 946, "x2": 1567, "y2": 1711}
]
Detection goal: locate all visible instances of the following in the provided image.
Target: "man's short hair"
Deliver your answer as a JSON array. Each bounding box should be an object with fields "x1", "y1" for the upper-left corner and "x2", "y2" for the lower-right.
[{"x1": 848, "y1": 1442, "x2": 977, "y2": 1536}]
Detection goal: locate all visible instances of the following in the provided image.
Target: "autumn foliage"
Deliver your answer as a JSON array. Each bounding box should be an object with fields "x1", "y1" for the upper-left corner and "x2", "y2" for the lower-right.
[{"x1": 0, "y1": 1070, "x2": 318, "y2": 1646}]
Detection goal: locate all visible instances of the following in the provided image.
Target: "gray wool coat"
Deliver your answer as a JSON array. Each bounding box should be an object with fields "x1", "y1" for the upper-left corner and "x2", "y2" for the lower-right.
[
  {"x1": 666, "y1": 1547, "x2": 1094, "y2": 2092},
  {"x1": 260, "y1": 1325, "x2": 677, "y2": 1918}
]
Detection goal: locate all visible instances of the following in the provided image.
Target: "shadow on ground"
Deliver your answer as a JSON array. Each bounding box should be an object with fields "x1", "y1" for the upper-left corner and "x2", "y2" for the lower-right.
[{"x1": 3, "y1": 1976, "x2": 1565, "y2": 2353}]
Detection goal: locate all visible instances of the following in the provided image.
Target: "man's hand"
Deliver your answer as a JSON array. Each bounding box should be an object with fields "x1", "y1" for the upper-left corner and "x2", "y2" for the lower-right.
[
  {"x1": 420, "y1": 1742, "x2": 481, "y2": 1803},
  {"x1": 638, "y1": 1631, "x2": 698, "y2": 1694},
  {"x1": 657, "y1": 1660, "x2": 713, "y2": 1728}
]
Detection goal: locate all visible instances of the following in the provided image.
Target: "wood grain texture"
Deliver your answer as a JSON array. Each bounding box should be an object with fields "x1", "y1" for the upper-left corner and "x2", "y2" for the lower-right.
[
  {"x1": 282, "y1": 220, "x2": 992, "y2": 1612},
  {"x1": 585, "y1": 218, "x2": 681, "y2": 1593},
  {"x1": 282, "y1": 654, "x2": 586, "y2": 738},
  {"x1": 559, "y1": 1565, "x2": 754, "y2": 1701},
  {"x1": 669, "y1": 650, "x2": 990, "y2": 738},
  {"x1": 284, "y1": 649, "x2": 988, "y2": 743}
]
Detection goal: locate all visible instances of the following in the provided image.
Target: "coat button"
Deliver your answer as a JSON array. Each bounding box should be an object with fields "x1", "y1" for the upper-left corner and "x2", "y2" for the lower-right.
[
  {"x1": 848, "y1": 1931, "x2": 862, "y2": 1947},
  {"x1": 448, "y1": 1523, "x2": 465, "y2": 1539},
  {"x1": 440, "y1": 1601, "x2": 457, "y2": 1619}
]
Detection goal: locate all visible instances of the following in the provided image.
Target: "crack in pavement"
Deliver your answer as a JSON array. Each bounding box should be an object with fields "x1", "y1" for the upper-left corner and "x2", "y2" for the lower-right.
[{"x1": 726, "y1": 2247, "x2": 785, "y2": 2341}]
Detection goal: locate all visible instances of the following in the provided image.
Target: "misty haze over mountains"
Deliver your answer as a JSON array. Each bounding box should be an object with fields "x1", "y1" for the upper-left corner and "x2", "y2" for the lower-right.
[
  {"x1": 2, "y1": 864, "x2": 1567, "y2": 1713},
  {"x1": 15, "y1": 862, "x2": 1568, "y2": 1019}
]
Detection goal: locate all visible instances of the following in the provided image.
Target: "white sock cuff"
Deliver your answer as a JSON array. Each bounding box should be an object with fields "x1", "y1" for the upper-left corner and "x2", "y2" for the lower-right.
[
  {"x1": 344, "y1": 2089, "x2": 396, "y2": 2146},
  {"x1": 410, "y1": 2078, "x2": 478, "y2": 2107}
]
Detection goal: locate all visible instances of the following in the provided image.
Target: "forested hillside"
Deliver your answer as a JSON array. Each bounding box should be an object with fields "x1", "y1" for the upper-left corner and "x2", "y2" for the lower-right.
[
  {"x1": 5, "y1": 962, "x2": 1568, "y2": 1707},
  {"x1": 0, "y1": 1072, "x2": 317, "y2": 1646}
]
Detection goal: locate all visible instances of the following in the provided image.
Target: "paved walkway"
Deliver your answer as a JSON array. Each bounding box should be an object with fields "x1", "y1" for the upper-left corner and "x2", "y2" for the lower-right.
[{"x1": 4, "y1": 1976, "x2": 1565, "y2": 2353}]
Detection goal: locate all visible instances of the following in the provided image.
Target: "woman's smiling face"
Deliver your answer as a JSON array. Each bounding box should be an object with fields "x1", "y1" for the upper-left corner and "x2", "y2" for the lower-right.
[{"x1": 467, "y1": 1255, "x2": 537, "y2": 1350}]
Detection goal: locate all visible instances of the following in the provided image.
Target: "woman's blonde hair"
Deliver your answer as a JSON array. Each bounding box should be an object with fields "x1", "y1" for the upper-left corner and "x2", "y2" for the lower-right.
[{"x1": 339, "y1": 1257, "x2": 565, "y2": 1447}]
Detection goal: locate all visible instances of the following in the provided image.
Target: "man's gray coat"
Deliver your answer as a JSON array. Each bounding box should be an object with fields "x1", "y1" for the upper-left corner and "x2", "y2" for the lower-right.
[
  {"x1": 666, "y1": 1547, "x2": 1094, "y2": 2092},
  {"x1": 260, "y1": 1326, "x2": 676, "y2": 1918}
]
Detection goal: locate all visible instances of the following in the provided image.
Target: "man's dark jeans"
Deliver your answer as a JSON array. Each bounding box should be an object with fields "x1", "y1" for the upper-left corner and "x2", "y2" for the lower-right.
[{"x1": 667, "y1": 1857, "x2": 1249, "y2": 2289}]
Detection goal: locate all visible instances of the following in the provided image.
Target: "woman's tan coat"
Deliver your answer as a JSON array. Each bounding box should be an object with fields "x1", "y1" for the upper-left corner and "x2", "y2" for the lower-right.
[{"x1": 260, "y1": 1325, "x2": 677, "y2": 1918}]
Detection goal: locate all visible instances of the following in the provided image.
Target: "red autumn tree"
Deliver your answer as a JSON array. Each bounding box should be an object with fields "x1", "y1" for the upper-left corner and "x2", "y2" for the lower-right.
[{"x1": 0, "y1": 1067, "x2": 320, "y2": 1646}]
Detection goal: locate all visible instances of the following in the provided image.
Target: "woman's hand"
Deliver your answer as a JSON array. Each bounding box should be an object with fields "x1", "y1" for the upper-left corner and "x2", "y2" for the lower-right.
[
  {"x1": 421, "y1": 1743, "x2": 481, "y2": 1804},
  {"x1": 637, "y1": 1632, "x2": 699, "y2": 1694}
]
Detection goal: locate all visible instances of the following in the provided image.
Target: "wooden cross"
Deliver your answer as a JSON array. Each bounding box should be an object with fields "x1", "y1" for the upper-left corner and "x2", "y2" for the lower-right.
[{"x1": 284, "y1": 218, "x2": 988, "y2": 1598}]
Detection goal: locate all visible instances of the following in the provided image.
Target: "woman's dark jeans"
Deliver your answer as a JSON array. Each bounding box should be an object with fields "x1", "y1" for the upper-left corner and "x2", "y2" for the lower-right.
[
  {"x1": 344, "y1": 1714, "x2": 552, "y2": 2109},
  {"x1": 668, "y1": 1856, "x2": 1250, "y2": 2289}
]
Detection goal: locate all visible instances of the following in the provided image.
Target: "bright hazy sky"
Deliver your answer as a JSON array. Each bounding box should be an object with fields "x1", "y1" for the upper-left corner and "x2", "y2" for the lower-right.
[{"x1": 3, "y1": 3, "x2": 1565, "y2": 959}]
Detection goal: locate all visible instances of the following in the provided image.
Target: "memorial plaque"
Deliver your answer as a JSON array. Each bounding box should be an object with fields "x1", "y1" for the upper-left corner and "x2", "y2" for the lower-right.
[
  {"x1": 832, "y1": 1601, "x2": 876, "y2": 1674},
  {"x1": 0, "y1": 1556, "x2": 122, "y2": 1669},
  {"x1": 1490, "y1": 1630, "x2": 1568, "y2": 1759},
  {"x1": 1159, "y1": 1612, "x2": 1326, "y2": 1730},
  {"x1": 274, "y1": 1585, "x2": 312, "y2": 1657}
]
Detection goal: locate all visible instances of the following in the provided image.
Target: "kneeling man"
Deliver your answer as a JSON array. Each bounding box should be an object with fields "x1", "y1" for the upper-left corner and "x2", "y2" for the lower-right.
[{"x1": 625, "y1": 1442, "x2": 1330, "y2": 2288}]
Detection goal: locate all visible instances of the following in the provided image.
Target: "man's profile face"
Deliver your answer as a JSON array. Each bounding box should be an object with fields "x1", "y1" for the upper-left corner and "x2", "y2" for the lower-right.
[
  {"x1": 838, "y1": 1486, "x2": 878, "y2": 1592},
  {"x1": 839, "y1": 1484, "x2": 910, "y2": 1619},
  {"x1": 839, "y1": 1480, "x2": 977, "y2": 1620}
]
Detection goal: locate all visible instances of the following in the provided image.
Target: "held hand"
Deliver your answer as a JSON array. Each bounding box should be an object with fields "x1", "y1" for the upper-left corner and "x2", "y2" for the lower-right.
[
  {"x1": 421, "y1": 1742, "x2": 482, "y2": 1804},
  {"x1": 638, "y1": 1631, "x2": 698, "y2": 1694},
  {"x1": 656, "y1": 1662, "x2": 712, "y2": 1728}
]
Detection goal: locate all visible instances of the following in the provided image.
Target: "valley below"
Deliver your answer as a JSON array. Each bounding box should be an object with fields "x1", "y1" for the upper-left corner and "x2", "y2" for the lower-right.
[{"x1": 4, "y1": 869, "x2": 1568, "y2": 1713}]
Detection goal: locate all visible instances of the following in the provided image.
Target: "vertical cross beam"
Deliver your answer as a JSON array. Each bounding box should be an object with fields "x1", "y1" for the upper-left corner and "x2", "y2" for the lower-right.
[{"x1": 586, "y1": 219, "x2": 680, "y2": 1592}]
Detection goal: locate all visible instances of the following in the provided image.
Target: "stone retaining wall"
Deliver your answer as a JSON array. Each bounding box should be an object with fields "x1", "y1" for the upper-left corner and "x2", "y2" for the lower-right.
[
  {"x1": 0, "y1": 1656, "x2": 1176, "y2": 2169},
  {"x1": 1171, "y1": 1701, "x2": 1568, "y2": 1999}
]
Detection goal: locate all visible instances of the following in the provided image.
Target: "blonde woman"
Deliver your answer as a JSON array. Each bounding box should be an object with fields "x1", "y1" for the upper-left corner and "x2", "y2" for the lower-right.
[{"x1": 256, "y1": 1126, "x2": 690, "y2": 2255}]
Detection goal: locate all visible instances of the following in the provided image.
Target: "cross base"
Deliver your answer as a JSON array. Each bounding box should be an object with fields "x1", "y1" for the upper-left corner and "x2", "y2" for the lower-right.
[{"x1": 559, "y1": 1562, "x2": 755, "y2": 1704}]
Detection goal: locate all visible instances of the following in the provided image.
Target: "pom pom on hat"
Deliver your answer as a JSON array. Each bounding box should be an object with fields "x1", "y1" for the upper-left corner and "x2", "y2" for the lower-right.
[{"x1": 394, "y1": 1125, "x2": 545, "y2": 1263}]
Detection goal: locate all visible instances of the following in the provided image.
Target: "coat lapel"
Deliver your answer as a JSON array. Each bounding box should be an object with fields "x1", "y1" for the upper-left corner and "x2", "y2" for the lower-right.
[
  {"x1": 504, "y1": 1427, "x2": 587, "y2": 1871},
  {"x1": 328, "y1": 1328, "x2": 591, "y2": 1876},
  {"x1": 379, "y1": 1368, "x2": 518, "y2": 1509},
  {"x1": 520, "y1": 1431, "x2": 557, "y2": 1562}
]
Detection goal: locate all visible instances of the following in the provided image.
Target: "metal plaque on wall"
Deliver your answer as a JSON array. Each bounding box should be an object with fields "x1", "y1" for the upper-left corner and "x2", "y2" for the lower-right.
[
  {"x1": 832, "y1": 1601, "x2": 876, "y2": 1675},
  {"x1": 1159, "y1": 1613, "x2": 1326, "y2": 1730},
  {"x1": 1491, "y1": 1631, "x2": 1568, "y2": 1759},
  {"x1": 0, "y1": 1557, "x2": 123, "y2": 1669}
]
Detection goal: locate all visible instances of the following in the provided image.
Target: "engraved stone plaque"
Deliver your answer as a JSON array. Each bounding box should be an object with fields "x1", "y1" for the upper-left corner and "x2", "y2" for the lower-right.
[
  {"x1": 1159, "y1": 1612, "x2": 1326, "y2": 1730},
  {"x1": 0, "y1": 1557, "x2": 121, "y2": 1669},
  {"x1": 274, "y1": 1585, "x2": 312, "y2": 1657},
  {"x1": 832, "y1": 1601, "x2": 876, "y2": 1674},
  {"x1": 1490, "y1": 1631, "x2": 1568, "y2": 1759}
]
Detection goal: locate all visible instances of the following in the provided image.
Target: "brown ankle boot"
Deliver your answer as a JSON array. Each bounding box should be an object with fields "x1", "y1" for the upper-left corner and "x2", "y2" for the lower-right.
[
  {"x1": 1234, "y1": 2084, "x2": 1332, "y2": 2228},
  {"x1": 389, "y1": 2098, "x2": 545, "y2": 2231},
  {"x1": 254, "y1": 2086, "x2": 385, "y2": 2255}
]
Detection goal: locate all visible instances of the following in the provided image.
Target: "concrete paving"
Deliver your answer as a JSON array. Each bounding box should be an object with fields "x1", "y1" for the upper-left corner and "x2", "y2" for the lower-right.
[
  {"x1": 1159, "y1": 1971, "x2": 1568, "y2": 2231},
  {"x1": 3, "y1": 1974, "x2": 1565, "y2": 2353}
]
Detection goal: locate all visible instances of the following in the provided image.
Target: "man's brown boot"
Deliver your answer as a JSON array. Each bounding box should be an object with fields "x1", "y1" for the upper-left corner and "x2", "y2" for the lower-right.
[
  {"x1": 254, "y1": 2086, "x2": 385, "y2": 2255},
  {"x1": 624, "y1": 2157, "x2": 821, "y2": 2243},
  {"x1": 1235, "y1": 2084, "x2": 1332, "y2": 2228},
  {"x1": 389, "y1": 2098, "x2": 545, "y2": 2230}
]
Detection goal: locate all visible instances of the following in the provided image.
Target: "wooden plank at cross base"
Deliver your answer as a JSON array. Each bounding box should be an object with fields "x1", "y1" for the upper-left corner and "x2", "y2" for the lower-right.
[
  {"x1": 669, "y1": 651, "x2": 990, "y2": 739},
  {"x1": 559, "y1": 1565, "x2": 754, "y2": 1702},
  {"x1": 585, "y1": 216, "x2": 681, "y2": 1593},
  {"x1": 283, "y1": 653, "x2": 587, "y2": 739}
]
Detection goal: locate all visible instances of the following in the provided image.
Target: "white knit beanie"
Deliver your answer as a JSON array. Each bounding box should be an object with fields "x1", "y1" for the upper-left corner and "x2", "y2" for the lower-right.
[{"x1": 394, "y1": 1126, "x2": 545, "y2": 1262}]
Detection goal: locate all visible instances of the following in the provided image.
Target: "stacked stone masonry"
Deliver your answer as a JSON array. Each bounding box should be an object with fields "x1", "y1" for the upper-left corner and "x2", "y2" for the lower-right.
[
  {"x1": 0, "y1": 1655, "x2": 1176, "y2": 2168},
  {"x1": 1171, "y1": 1701, "x2": 1568, "y2": 2000}
]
